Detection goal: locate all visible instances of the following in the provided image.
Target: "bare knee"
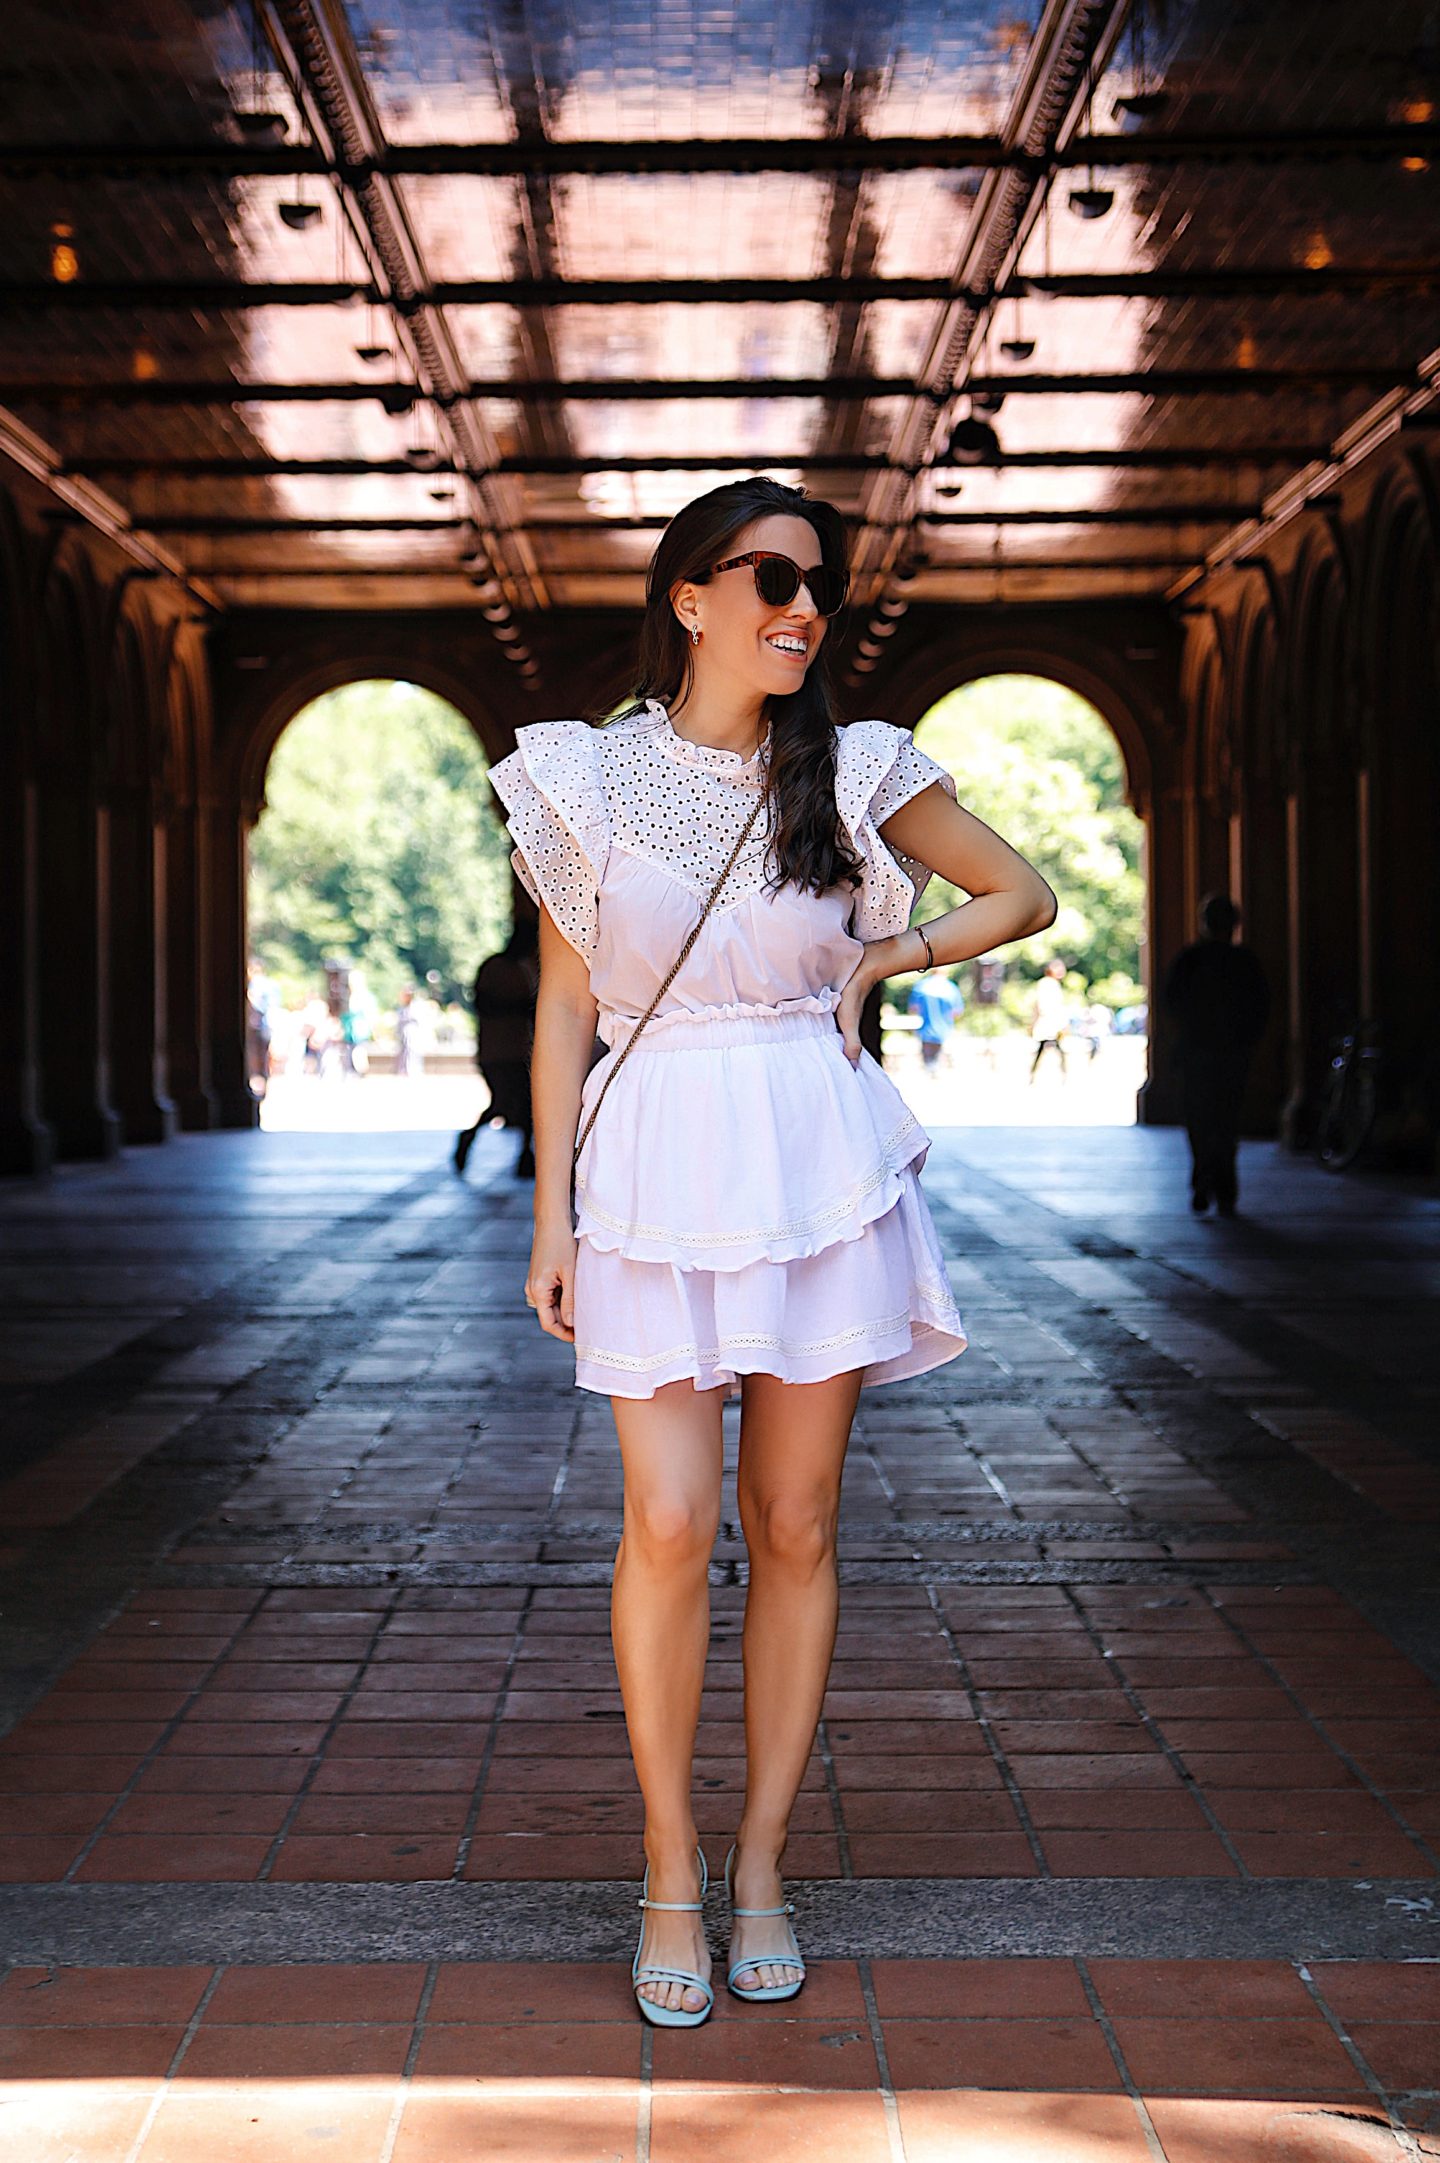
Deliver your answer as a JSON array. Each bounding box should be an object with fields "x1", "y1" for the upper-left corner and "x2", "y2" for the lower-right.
[
  {"x1": 743, "y1": 1490, "x2": 837, "y2": 1579},
  {"x1": 623, "y1": 1491, "x2": 717, "y2": 1574}
]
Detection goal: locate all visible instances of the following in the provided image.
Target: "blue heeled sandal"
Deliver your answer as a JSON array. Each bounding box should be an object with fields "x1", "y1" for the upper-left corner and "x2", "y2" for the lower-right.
[
  {"x1": 724, "y1": 1843, "x2": 807, "y2": 2004},
  {"x1": 632, "y1": 1844, "x2": 714, "y2": 2028}
]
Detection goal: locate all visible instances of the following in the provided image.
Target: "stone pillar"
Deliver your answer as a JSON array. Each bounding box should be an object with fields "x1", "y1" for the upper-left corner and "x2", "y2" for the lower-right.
[
  {"x1": 36, "y1": 783, "x2": 122, "y2": 1158},
  {"x1": 1184, "y1": 784, "x2": 1231, "y2": 909},
  {"x1": 165, "y1": 798, "x2": 217, "y2": 1130},
  {"x1": 105, "y1": 783, "x2": 176, "y2": 1145},
  {"x1": 1236, "y1": 775, "x2": 1288, "y2": 1136},
  {"x1": 0, "y1": 773, "x2": 54, "y2": 1173},
  {"x1": 210, "y1": 799, "x2": 259, "y2": 1128},
  {"x1": 1282, "y1": 763, "x2": 1360, "y2": 1147},
  {"x1": 1136, "y1": 777, "x2": 1188, "y2": 1126}
]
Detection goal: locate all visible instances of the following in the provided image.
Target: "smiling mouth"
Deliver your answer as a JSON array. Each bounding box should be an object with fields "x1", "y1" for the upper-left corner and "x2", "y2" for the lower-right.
[{"x1": 767, "y1": 634, "x2": 809, "y2": 658}]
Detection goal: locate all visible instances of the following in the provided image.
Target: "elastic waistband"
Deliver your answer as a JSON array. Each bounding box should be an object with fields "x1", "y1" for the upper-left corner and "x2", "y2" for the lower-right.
[{"x1": 599, "y1": 1004, "x2": 840, "y2": 1054}]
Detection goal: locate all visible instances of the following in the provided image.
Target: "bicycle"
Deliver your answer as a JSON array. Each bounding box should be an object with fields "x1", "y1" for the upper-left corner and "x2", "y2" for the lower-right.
[{"x1": 1315, "y1": 1021, "x2": 1382, "y2": 1171}]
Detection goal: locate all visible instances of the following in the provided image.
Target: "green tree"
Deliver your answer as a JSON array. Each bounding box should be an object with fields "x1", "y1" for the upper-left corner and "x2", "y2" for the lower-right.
[
  {"x1": 914, "y1": 675, "x2": 1144, "y2": 998},
  {"x1": 248, "y1": 680, "x2": 514, "y2": 1007}
]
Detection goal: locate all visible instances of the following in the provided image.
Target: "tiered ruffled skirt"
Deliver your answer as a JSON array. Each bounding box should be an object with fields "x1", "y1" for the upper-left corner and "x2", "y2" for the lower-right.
[{"x1": 571, "y1": 1004, "x2": 967, "y2": 1398}]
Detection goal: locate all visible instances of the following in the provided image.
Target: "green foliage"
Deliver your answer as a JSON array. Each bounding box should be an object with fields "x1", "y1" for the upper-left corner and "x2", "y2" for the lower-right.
[
  {"x1": 248, "y1": 680, "x2": 513, "y2": 1008},
  {"x1": 914, "y1": 674, "x2": 1144, "y2": 991}
]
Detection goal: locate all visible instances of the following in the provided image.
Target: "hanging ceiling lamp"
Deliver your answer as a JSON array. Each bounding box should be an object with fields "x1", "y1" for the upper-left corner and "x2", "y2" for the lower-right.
[
  {"x1": 1068, "y1": 173, "x2": 1114, "y2": 219},
  {"x1": 946, "y1": 414, "x2": 1003, "y2": 466}
]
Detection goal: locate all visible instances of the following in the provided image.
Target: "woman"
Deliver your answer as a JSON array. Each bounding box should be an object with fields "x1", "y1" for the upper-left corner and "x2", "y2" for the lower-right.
[{"x1": 490, "y1": 478, "x2": 1055, "y2": 2028}]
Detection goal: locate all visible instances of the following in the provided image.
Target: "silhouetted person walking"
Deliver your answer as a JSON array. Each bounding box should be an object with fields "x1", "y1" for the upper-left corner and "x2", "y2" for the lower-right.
[
  {"x1": 1029, "y1": 957, "x2": 1070, "y2": 1080},
  {"x1": 454, "y1": 918, "x2": 540, "y2": 1179},
  {"x1": 1163, "y1": 894, "x2": 1270, "y2": 1217}
]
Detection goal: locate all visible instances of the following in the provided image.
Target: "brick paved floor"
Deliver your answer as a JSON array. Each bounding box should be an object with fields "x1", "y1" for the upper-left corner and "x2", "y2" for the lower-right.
[{"x1": 1, "y1": 1123, "x2": 1438, "y2": 2160}]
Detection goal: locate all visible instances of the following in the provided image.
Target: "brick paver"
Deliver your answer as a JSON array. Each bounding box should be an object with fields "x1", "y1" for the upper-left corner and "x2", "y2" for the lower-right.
[{"x1": 1, "y1": 1123, "x2": 1438, "y2": 2159}]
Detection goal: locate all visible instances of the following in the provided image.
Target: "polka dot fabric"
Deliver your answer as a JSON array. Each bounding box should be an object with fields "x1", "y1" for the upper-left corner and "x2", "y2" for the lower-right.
[{"x1": 488, "y1": 699, "x2": 968, "y2": 1400}]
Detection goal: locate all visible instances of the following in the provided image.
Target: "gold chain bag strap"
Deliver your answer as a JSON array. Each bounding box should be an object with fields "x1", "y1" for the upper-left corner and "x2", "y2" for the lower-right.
[{"x1": 572, "y1": 785, "x2": 768, "y2": 1176}]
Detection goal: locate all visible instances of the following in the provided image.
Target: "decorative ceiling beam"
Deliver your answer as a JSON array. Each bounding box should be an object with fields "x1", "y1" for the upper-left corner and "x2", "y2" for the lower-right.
[
  {"x1": 961, "y1": 367, "x2": 1415, "y2": 394},
  {"x1": 16, "y1": 266, "x2": 1435, "y2": 312},
  {"x1": 1018, "y1": 265, "x2": 1440, "y2": 300},
  {"x1": 917, "y1": 505, "x2": 1258, "y2": 525},
  {"x1": 144, "y1": 507, "x2": 1248, "y2": 536},
  {"x1": 0, "y1": 375, "x2": 918, "y2": 405},
  {"x1": 3, "y1": 122, "x2": 1434, "y2": 181},
  {"x1": 136, "y1": 515, "x2": 468, "y2": 534},
  {"x1": 9, "y1": 366, "x2": 1405, "y2": 407},
  {"x1": 69, "y1": 444, "x2": 1326, "y2": 480},
  {"x1": 133, "y1": 504, "x2": 1258, "y2": 536},
  {"x1": 196, "y1": 553, "x2": 1202, "y2": 578},
  {"x1": 0, "y1": 276, "x2": 972, "y2": 308}
]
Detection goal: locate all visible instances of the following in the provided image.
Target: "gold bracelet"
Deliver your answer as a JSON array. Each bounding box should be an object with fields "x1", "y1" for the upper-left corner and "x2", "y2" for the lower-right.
[{"x1": 915, "y1": 925, "x2": 934, "y2": 971}]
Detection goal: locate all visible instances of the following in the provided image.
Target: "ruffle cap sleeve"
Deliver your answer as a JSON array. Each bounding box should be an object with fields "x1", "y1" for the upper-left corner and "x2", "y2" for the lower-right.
[
  {"x1": 834, "y1": 721, "x2": 958, "y2": 940},
  {"x1": 489, "y1": 721, "x2": 609, "y2": 963}
]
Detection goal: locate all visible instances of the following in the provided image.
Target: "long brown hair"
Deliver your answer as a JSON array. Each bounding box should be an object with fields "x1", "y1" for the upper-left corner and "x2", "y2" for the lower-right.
[{"x1": 610, "y1": 477, "x2": 865, "y2": 901}]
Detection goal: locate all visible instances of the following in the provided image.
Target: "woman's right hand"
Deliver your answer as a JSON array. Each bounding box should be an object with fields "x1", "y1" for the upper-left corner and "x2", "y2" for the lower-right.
[{"x1": 526, "y1": 1220, "x2": 577, "y2": 1342}]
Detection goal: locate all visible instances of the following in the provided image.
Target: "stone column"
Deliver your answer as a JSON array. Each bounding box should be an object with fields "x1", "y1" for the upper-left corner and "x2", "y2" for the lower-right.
[
  {"x1": 1282, "y1": 763, "x2": 1360, "y2": 1147},
  {"x1": 36, "y1": 782, "x2": 122, "y2": 1158},
  {"x1": 105, "y1": 782, "x2": 176, "y2": 1145},
  {"x1": 0, "y1": 772, "x2": 54, "y2": 1173},
  {"x1": 165, "y1": 798, "x2": 217, "y2": 1130},
  {"x1": 1236, "y1": 774, "x2": 1288, "y2": 1136},
  {"x1": 1136, "y1": 776, "x2": 1188, "y2": 1126},
  {"x1": 210, "y1": 798, "x2": 259, "y2": 1128}
]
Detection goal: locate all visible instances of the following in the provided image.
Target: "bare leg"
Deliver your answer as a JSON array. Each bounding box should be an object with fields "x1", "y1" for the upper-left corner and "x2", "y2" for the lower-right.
[
  {"x1": 610, "y1": 1378, "x2": 726, "y2": 2013},
  {"x1": 731, "y1": 1366, "x2": 863, "y2": 1993}
]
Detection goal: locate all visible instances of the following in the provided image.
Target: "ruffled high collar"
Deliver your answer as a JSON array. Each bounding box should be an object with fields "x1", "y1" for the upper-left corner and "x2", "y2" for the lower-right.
[{"x1": 643, "y1": 698, "x2": 770, "y2": 778}]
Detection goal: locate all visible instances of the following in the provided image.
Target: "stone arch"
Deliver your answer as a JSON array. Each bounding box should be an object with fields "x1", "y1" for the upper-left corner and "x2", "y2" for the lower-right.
[
  {"x1": 877, "y1": 629, "x2": 1155, "y2": 818},
  {"x1": 231, "y1": 648, "x2": 507, "y2": 823}
]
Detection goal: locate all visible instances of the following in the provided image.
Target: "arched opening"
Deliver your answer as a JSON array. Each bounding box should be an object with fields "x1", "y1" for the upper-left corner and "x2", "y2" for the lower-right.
[
  {"x1": 246, "y1": 679, "x2": 513, "y2": 1133},
  {"x1": 903, "y1": 673, "x2": 1148, "y2": 1126}
]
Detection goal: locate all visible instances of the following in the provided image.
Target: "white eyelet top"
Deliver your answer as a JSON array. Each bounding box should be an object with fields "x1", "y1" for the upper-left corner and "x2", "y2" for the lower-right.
[{"x1": 488, "y1": 698, "x2": 957, "y2": 987}]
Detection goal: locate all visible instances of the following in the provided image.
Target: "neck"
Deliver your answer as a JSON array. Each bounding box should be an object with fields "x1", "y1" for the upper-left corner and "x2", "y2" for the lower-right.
[{"x1": 667, "y1": 675, "x2": 769, "y2": 757}]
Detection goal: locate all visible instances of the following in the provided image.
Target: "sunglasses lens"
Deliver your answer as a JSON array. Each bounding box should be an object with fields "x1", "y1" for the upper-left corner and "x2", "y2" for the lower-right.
[
  {"x1": 755, "y1": 556, "x2": 847, "y2": 615},
  {"x1": 755, "y1": 556, "x2": 801, "y2": 606},
  {"x1": 811, "y1": 566, "x2": 847, "y2": 616}
]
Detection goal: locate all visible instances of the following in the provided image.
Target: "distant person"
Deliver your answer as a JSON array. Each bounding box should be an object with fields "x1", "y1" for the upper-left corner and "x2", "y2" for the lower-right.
[
  {"x1": 907, "y1": 969, "x2": 963, "y2": 1069},
  {"x1": 394, "y1": 987, "x2": 424, "y2": 1078},
  {"x1": 1073, "y1": 1000, "x2": 1111, "y2": 1064},
  {"x1": 301, "y1": 996, "x2": 333, "y2": 1077},
  {"x1": 1163, "y1": 893, "x2": 1270, "y2": 1217},
  {"x1": 246, "y1": 959, "x2": 278, "y2": 1094},
  {"x1": 1029, "y1": 958, "x2": 1069, "y2": 1080},
  {"x1": 454, "y1": 918, "x2": 540, "y2": 1179},
  {"x1": 341, "y1": 967, "x2": 376, "y2": 1078}
]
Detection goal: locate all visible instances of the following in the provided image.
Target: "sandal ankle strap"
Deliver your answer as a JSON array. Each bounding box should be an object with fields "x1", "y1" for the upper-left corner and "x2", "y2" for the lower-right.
[
  {"x1": 730, "y1": 1900, "x2": 796, "y2": 1918},
  {"x1": 638, "y1": 1895, "x2": 703, "y2": 1911}
]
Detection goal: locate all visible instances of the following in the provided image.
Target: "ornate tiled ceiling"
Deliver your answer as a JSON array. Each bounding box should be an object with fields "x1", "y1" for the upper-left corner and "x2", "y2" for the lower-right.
[{"x1": 1, "y1": 0, "x2": 1437, "y2": 637}]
